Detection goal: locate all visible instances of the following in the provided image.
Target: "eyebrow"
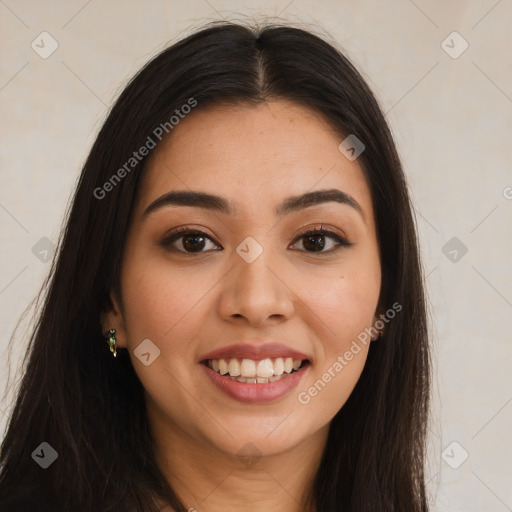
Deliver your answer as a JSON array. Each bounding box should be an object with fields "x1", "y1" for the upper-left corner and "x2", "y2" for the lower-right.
[{"x1": 142, "y1": 188, "x2": 364, "y2": 221}]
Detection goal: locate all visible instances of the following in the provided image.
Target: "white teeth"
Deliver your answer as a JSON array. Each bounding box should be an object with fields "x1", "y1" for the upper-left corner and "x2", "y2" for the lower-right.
[
  {"x1": 240, "y1": 359, "x2": 256, "y2": 378},
  {"x1": 218, "y1": 359, "x2": 229, "y2": 375},
  {"x1": 256, "y1": 358, "x2": 273, "y2": 378},
  {"x1": 206, "y1": 356, "x2": 307, "y2": 382},
  {"x1": 229, "y1": 373, "x2": 288, "y2": 383},
  {"x1": 274, "y1": 357, "x2": 284, "y2": 376},
  {"x1": 228, "y1": 358, "x2": 241, "y2": 376}
]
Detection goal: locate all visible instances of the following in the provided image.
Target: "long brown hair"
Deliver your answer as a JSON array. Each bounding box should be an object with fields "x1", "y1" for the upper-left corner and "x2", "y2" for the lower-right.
[{"x1": 0, "y1": 21, "x2": 430, "y2": 512}]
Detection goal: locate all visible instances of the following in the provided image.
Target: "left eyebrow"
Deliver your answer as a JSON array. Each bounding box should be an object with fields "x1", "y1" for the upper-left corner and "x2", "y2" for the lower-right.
[
  {"x1": 141, "y1": 188, "x2": 365, "y2": 222},
  {"x1": 275, "y1": 188, "x2": 364, "y2": 221}
]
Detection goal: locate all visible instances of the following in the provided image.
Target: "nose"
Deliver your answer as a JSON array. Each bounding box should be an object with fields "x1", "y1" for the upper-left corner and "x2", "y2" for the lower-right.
[{"x1": 217, "y1": 244, "x2": 295, "y2": 327}]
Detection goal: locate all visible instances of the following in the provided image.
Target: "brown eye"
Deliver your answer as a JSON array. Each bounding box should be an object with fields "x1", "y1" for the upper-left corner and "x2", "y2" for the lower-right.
[
  {"x1": 159, "y1": 229, "x2": 221, "y2": 254},
  {"x1": 158, "y1": 226, "x2": 352, "y2": 256},
  {"x1": 302, "y1": 233, "x2": 328, "y2": 252},
  {"x1": 181, "y1": 233, "x2": 207, "y2": 252},
  {"x1": 291, "y1": 228, "x2": 352, "y2": 254}
]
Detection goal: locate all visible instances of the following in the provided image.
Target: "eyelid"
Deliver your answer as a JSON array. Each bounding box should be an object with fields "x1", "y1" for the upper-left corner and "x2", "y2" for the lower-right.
[{"x1": 292, "y1": 223, "x2": 349, "y2": 242}]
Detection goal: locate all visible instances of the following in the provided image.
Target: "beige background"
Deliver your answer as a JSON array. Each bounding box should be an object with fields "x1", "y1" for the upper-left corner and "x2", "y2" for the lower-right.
[{"x1": 1, "y1": 1, "x2": 511, "y2": 511}]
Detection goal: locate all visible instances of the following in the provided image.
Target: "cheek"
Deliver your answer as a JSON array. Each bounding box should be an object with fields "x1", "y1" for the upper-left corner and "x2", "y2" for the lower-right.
[
  {"x1": 118, "y1": 254, "x2": 217, "y2": 414},
  {"x1": 119, "y1": 251, "x2": 216, "y2": 347},
  {"x1": 303, "y1": 260, "x2": 380, "y2": 347},
  {"x1": 296, "y1": 274, "x2": 378, "y2": 417},
  {"x1": 308, "y1": 275, "x2": 376, "y2": 322},
  {"x1": 295, "y1": 252, "x2": 380, "y2": 414}
]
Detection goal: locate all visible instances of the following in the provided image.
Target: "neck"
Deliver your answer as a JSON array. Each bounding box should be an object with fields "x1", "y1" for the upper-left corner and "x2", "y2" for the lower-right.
[{"x1": 148, "y1": 407, "x2": 328, "y2": 512}]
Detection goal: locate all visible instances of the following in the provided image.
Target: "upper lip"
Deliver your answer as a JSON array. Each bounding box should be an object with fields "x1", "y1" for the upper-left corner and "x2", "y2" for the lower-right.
[{"x1": 199, "y1": 342, "x2": 311, "y2": 363}]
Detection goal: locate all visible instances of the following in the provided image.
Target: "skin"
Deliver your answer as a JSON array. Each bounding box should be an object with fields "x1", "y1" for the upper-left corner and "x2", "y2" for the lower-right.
[{"x1": 102, "y1": 100, "x2": 382, "y2": 512}]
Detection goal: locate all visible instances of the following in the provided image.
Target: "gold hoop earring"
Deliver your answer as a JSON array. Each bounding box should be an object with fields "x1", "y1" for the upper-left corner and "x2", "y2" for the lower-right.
[{"x1": 105, "y1": 328, "x2": 117, "y2": 357}]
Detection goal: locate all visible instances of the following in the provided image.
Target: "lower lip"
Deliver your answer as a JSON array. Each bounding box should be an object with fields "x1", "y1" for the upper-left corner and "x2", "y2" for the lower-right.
[{"x1": 200, "y1": 362, "x2": 309, "y2": 404}]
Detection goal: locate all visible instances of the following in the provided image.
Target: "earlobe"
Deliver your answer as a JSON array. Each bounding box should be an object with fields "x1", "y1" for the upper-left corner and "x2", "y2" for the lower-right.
[
  {"x1": 371, "y1": 312, "x2": 385, "y2": 341},
  {"x1": 100, "y1": 291, "x2": 127, "y2": 349}
]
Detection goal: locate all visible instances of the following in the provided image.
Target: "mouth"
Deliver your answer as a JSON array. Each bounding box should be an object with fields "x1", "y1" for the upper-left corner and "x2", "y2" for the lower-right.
[{"x1": 201, "y1": 357, "x2": 311, "y2": 384}]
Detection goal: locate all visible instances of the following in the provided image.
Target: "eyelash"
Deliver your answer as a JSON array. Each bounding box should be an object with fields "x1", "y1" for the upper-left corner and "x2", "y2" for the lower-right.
[{"x1": 158, "y1": 225, "x2": 353, "y2": 255}]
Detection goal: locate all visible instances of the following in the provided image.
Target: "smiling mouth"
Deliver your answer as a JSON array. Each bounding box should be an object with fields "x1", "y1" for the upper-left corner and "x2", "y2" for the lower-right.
[{"x1": 202, "y1": 357, "x2": 310, "y2": 383}]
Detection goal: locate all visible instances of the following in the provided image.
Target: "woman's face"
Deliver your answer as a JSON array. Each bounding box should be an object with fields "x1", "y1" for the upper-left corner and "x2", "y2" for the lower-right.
[{"x1": 106, "y1": 100, "x2": 381, "y2": 459}]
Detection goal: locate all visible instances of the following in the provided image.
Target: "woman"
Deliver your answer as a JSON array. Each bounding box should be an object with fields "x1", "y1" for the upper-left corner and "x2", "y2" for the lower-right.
[{"x1": 0, "y1": 20, "x2": 431, "y2": 512}]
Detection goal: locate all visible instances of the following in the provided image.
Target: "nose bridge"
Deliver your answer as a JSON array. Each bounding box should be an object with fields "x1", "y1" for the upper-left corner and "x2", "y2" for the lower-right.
[
  {"x1": 220, "y1": 234, "x2": 294, "y2": 323},
  {"x1": 237, "y1": 243, "x2": 275, "y2": 288},
  {"x1": 234, "y1": 235, "x2": 281, "y2": 296}
]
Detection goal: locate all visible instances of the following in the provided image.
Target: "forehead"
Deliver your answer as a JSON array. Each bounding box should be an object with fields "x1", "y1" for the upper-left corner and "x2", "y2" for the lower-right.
[{"x1": 136, "y1": 100, "x2": 374, "y2": 219}]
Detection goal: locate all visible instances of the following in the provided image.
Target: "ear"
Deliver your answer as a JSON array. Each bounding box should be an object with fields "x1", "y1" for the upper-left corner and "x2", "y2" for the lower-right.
[
  {"x1": 370, "y1": 310, "x2": 385, "y2": 341},
  {"x1": 100, "y1": 290, "x2": 127, "y2": 349}
]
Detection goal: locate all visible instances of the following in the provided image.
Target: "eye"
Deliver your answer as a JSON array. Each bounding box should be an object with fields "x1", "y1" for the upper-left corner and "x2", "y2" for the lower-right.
[
  {"x1": 290, "y1": 226, "x2": 353, "y2": 254},
  {"x1": 158, "y1": 227, "x2": 221, "y2": 254},
  {"x1": 158, "y1": 225, "x2": 352, "y2": 255}
]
